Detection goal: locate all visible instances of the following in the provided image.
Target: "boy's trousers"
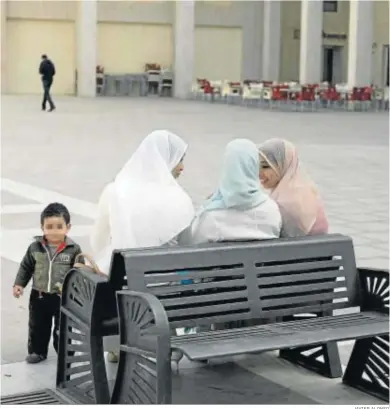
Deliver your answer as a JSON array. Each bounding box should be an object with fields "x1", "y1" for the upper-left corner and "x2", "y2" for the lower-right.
[{"x1": 28, "y1": 289, "x2": 61, "y2": 357}]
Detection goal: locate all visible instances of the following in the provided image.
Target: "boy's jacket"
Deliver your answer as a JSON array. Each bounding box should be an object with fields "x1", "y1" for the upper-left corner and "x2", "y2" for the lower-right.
[{"x1": 14, "y1": 236, "x2": 83, "y2": 294}]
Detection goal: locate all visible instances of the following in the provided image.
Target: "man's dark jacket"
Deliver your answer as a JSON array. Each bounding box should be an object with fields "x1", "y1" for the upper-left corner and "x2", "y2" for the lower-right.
[{"x1": 39, "y1": 59, "x2": 56, "y2": 81}]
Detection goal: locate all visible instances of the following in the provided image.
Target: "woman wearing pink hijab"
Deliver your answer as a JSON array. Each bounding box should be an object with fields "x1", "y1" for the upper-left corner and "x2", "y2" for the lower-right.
[{"x1": 258, "y1": 138, "x2": 328, "y2": 237}]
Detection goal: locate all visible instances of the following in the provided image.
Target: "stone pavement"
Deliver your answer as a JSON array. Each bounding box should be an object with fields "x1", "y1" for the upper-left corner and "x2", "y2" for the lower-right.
[{"x1": 1, "y1": 95, "x2": 388, "y2": 404}]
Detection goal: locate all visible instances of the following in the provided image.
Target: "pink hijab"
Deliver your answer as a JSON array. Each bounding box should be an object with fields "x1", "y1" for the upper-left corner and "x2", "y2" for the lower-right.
[{"x1": 258, "y1": 139, "x2": 328, "y2": 237}]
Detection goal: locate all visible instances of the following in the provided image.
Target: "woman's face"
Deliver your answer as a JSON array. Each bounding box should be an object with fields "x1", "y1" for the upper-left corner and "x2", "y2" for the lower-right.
[
  {"x1": 172, "y1": 157, "x2": 184, "y2": 179},
  {"x1": 259, "y1": 159, "x2": 281, "y2": 190}
]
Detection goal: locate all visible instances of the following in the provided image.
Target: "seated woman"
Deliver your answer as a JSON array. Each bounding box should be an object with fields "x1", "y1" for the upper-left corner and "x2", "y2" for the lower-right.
[
  {"x1": 90, "y1": 130, "x2": 195, "y2": 362},
  {"x1": 188, "y1": 138, "x2": 281, "y2": 244},
  {"x1": 258, "y1": 138, "x2": 328, "y2": 238}
]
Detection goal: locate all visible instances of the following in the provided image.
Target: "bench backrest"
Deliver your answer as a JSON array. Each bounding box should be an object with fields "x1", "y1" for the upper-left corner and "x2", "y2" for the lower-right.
[{"x1": 109, "y1": 234, "x2": 360, "y2": 329}]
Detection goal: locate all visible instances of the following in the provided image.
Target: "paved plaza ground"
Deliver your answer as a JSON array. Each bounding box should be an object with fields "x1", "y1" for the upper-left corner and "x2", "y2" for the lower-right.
[{"x1": 1, "y1": 95, "x2": 389, "y2": 404}]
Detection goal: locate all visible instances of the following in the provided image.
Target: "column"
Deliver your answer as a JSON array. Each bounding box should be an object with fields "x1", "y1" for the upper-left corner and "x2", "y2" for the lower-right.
[
  {"x1": 347, "y1": 0, "x2": 373, "y2": 87},
  {"x1": 174, "y1": 0, "x2": 195, "y2": 99},
  {"x1": 1, "y1": 0, "x2": 7, "y2": 94},
  {"x1": 262, "y1": 0, "x2": 281, "y2": 81},
  {"x1": 241, "y1": 1, "x2": 262, "y2": 81},
  {"x1": 77, "y1": 0, "x2": 97, "y2": 97},
  {"x1": 299, "y1": 0, "x2": 323, "y2": 84}
]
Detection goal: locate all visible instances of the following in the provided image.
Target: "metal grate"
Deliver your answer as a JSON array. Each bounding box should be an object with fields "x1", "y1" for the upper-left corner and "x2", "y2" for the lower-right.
[{"x1": 0, "y1": 389, "x2": 67, "y2": 405}]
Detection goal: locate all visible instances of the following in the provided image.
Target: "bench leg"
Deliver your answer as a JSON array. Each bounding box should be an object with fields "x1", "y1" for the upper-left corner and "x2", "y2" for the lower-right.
[
  {"x1": 343, "y1": 335, "x2": 389, "y2": 402},
  {"x1": 279, "y1": 342, "x2": 342, "y2": 378}
]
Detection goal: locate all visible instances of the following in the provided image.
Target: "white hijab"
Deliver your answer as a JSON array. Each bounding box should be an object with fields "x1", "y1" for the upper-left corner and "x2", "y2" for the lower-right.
[{"x1": 108, "y1": 130, "x2": 195, "y2": 251}]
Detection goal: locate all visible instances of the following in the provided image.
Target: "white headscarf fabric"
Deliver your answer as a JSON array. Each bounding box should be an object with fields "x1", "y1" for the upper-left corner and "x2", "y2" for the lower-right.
[{"x1": 109, "y1": 130, "x2": 195, "y2": 250}]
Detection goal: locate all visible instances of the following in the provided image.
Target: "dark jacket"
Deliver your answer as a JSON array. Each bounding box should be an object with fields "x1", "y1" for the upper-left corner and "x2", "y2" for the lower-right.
[
  {"x1": 39, "y1": 59, "x2": 56, "y2": 81},
  {"x1": 14, "y1": 236, "x2": 83, "y2": 294}
]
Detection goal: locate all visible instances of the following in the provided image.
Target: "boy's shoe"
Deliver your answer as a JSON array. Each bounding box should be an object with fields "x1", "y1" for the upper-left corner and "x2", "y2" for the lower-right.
[
  {"x1": 26, "y1": 353, "x2": 47, "y2": 364},
  {"x1": 107, "y1": 351, "x2": 119, "y2": 363}
]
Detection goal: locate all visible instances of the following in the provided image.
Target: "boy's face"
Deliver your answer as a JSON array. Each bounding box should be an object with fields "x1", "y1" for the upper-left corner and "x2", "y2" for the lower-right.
[{"x1": 41, "y1": 216, "x2": 71, "y2": 245}]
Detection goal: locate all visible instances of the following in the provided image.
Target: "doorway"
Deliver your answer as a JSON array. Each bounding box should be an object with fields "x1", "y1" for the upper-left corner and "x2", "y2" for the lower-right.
[{"x1": 322, "y1": 46, "x2": 344, "y2": 84}]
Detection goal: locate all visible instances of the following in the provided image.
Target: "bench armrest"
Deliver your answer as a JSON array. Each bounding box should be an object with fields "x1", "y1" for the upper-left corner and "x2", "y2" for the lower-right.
[
  {"x1": 112, "y1": 290, "x2": 172, "y2": 404},
  {"x1": 358, "y1": 267, "x2": 389, "y2": 315},
  {"x1": 115, "y1": 290, "x2": 171, "y2": 350},
  {"x1": 61, "y1": 266, "x2": 112, "y2": 326}
]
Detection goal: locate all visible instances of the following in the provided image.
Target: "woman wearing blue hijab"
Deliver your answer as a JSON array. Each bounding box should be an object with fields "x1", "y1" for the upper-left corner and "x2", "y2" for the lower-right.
[{"x1": 189, "y1": 139, "x2": 281, "y2": 244}]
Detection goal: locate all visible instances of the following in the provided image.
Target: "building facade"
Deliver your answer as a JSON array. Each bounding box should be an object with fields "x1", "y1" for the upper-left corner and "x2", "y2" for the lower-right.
[{"x1": 1, "y1": 0, "x2": 389, "y2": 97}]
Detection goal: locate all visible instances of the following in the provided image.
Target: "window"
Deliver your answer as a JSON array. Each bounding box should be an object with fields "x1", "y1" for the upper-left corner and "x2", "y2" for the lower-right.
[{"x1": 323, "y1": 1, "x2": 338, "y2": 12}]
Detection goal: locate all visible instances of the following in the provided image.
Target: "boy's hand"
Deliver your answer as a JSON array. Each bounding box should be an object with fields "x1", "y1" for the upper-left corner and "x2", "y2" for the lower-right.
[{"x1": 13, "y1": 285, "x2": 24, "y2": 298}]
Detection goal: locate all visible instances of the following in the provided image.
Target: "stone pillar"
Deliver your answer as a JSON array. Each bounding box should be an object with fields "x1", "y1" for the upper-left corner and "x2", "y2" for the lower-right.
[
  {"x1": 347, "y1": 0, "x2": 373, "y2": 87},
  {"x1": 299, "y1": 0, "x2": 323, "y2": 84},
  {"x1": 262, "y1": 0, "x2": 281, "y2": 81},
  {"x1": 1, "y1": 0, "x2": 7, "y2": 94},
  {"x1": 174, "y1": 0, "x2": 195, "y2": 99},
  {"x1": 242, "y1": 1, "x2": 263, "y2": 81},
  {"x1": 77, "y1": 0, "x2": 97, "y2": 97}
]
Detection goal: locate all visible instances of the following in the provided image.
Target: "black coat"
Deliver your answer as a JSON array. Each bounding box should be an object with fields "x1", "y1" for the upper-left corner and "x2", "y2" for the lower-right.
[{"x1": 39, "y1": 59, "x2": 56, "y2": 80}]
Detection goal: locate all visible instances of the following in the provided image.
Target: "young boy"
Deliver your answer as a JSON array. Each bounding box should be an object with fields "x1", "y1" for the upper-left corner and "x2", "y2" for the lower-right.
[{"x1": 13, "y1": 203, "x2": 83, "y2": 364}]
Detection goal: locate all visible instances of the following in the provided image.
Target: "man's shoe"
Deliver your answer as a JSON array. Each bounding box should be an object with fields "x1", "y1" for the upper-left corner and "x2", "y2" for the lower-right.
[
  {"x1": 26, "y1": 353, "x2": 47, "y2": 364},
  {"x1": 48, "y1": 107, "x2": 56, "y2": 112}
]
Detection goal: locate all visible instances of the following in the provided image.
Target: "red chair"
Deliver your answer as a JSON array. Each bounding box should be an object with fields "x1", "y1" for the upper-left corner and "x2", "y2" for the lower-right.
[
  {"x1": 349, "y1": 87, "x2": 364, "y2": 101},
  {"x1": 297, "y1": 86, "x2": 315, "y2": 102},
  {"x1": 197, "y1": 79, "x2": 213, "y2": 94},
  {"x1": 325, "y1": 87, "x2": 341, "y2": 102},
  {"x1": 318, "y1": 86, "x2": 341, "y2": 109},
  {"x1": 361, "y1": 87, "x2": 373, "y2": 101},
  {"x1": 203, "y1": 81, "x2": 214, "y2": 94},
  {"x1": 295, "y1": 86, "x2": 316, "y2": 111},
  {"x1": 349, "y1": 86, "x2": 373, "y2": 110},
  {"x1": 271, "y1": 86, "x2": 288, "y2": 101}
]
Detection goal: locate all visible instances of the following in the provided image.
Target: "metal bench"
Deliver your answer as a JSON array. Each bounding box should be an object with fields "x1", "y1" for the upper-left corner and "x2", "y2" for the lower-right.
[
  {"x1": 113, "y1": 235, "x2": 389, "y2": 404},
  {"x1": 56, "y1": 234, "x2": 389, "y2": 404}
]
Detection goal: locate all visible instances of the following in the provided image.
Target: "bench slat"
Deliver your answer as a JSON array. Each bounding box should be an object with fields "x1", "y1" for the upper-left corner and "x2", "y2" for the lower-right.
[
  {"x1": 260, "y1": 290, "x2": 349, "y2": 309},
  {"x1": 257, "y1": 269, "x2": 343, "y2": 285},
  {"x1": 255, "y1": 259, "x2": 342, "y2": 275},
  {"x1": 169, "y1": 311, "x2": 253, "y2": 328},
  {"x1": 160, "y1": 289, "x2": 249, "y2": 307},
  {"x1": 144, "y1": 265, "x2": 244, "y2": 284},
  {"x1": 166, "y1": 300, "x2": 250, "y2": 318},
  {"x1": 148, "y1": 278, "x2": 247, "y2": 296},
  {"x1": 260, "y1": 280, "x2": 344, "y2": 297},
  {"x1": 260, "y1": 302, "x2": 349, "y2": 318},
  {"x1": 371, "y1": 340, "x2": 389, "y2": 363}
]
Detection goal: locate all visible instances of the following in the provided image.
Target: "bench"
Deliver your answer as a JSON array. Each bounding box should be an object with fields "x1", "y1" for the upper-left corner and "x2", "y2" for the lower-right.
[
  {"x1": 113, "y1": 235, "x2": 389, "y2": 404},
  {"x1": 56, "y1": 234, "x2": 389, "y2": 404}
]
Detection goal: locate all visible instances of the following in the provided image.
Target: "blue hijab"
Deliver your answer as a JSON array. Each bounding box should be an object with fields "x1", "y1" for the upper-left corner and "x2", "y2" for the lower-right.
[{"x1": 202, "y1": 139, "x2": 268, "y2": 213}]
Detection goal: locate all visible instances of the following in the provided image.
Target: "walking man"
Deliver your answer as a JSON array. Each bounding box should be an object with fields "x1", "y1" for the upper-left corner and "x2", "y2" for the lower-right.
[{"x1": 39, "y1": 54, "x2": 56, "y2": 112}]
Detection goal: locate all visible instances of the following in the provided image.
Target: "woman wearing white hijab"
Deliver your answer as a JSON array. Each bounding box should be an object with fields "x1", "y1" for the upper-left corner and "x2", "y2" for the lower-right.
[
  {"x1": 90, "y1": 130, "x2": 195, "y2": 362},
  {"x1": 189, "y1": 139, "x2": 281, "y2": 244}
]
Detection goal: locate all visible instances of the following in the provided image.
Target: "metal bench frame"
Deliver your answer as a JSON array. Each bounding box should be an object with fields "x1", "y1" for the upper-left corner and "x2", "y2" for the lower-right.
[{"x1": 56, "y1": 234, "x2": 389, "y2": 404}]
